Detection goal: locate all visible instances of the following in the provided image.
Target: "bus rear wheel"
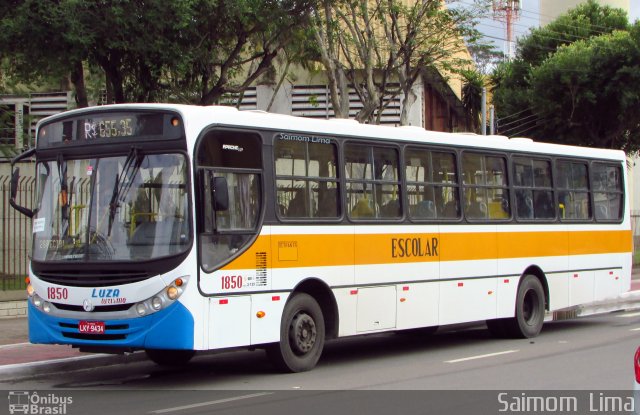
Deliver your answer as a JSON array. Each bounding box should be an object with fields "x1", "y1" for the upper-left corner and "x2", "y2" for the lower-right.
[
  {"x1": 145, "y1": 349, "x2": 196, "y2": 366},
  {"x1": 267, "y1": 293, "x2": 325, "y2": 373},
  {"x1": 488, "y1": 275, "x2": 545, "y2": 338}
]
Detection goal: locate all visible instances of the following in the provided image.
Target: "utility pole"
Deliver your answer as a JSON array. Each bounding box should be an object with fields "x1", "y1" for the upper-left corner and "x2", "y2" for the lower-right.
[{"x1": 481, "y1": 87, "x2": 487, "y2": 136}]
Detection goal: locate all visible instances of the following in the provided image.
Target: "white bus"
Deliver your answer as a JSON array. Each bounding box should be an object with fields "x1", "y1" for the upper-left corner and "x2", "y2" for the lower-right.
[{"x1": 10, "y1": 104, "x2": 632, "y2": 372}]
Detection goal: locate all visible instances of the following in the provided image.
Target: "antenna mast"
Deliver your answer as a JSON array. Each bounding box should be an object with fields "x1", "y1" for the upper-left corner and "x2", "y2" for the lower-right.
[{"x1": 493, "y1": 0, "x2": 521, "y2": 58}]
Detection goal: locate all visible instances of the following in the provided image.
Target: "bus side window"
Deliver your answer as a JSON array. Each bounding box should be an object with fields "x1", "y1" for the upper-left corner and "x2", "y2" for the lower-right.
[{"x1": 275, "y1": 136, "x2": 339, "y2": 219}]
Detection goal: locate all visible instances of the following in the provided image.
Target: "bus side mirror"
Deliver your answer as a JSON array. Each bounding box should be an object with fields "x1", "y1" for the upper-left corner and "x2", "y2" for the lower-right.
[
  {"x1": 9, "y1": 147, "x2": 35, "y2": 218},
  {"x1": 10, "y1": 168, "x2": 19, "y2": 200},
  {"x1": 9, "y1": 167, "x2": 34, "y2": 218},
  {"x1": 211, "y1": 176, "x2": 229, "y2": 211}
]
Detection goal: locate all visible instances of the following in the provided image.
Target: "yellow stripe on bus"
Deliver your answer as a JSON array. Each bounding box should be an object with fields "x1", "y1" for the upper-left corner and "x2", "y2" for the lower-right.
[{"x1": 220, "y1": 229, "x2": 632, "y2": 270}]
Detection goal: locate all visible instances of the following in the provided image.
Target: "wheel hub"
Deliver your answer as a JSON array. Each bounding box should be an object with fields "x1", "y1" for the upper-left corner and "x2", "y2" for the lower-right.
[{"x1": 290, "y1": 312, "x2": 317, "y2": 355}]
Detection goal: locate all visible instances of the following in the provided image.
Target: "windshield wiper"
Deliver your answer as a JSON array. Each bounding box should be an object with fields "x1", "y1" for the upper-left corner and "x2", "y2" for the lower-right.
[
  {"x1": 107, "y1": 147, "x2": 144, "y2": 237},
  {"x1": 56, "y1": 154, "x2": 72, "y2": 238}
]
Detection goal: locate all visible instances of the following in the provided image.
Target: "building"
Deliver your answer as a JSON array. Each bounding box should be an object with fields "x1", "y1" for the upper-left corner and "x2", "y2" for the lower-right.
[{"x1": 539, "y1": 0, "x2": 631, "y2": 25}]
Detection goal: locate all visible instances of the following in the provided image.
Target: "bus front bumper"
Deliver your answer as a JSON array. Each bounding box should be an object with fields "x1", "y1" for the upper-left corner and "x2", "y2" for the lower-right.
[{"x1": 27, "y1": 300, "x2": 194, "y2": 350}]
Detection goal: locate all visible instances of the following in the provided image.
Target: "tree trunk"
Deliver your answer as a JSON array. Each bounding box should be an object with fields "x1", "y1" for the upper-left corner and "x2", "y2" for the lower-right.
[{"x1": 69, "y1": 61, "x2": 89, "y2": 108}]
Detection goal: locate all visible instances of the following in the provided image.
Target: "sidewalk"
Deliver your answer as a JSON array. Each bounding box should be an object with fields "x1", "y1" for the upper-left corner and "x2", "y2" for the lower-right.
[{"x1": 0, "y1": 272, "x2": 639, "y2": 380}]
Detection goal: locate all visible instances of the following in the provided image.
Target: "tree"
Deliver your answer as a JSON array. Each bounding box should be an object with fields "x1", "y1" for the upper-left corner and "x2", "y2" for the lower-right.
[
  {"x1": 529, "y1": 29, "x2": 640, "y2": 152},
  {"x1": 0, "y1": 0, "x2": 315, "y2": 105},
  {"x1": 491, "y1": 0, "x2": 637, "y2": 149},
  {"x1": 311, "y1": 0, "x2": 485, "y2": 124},
  {"x1": 0, "y1": 0, "x2": 90, "y2": 106},
  {"x1": 460, "y1": 69, "x2": 484, "y2": 131},
  {"x1": 178, "y1": 0, "x2": 316, "y2": 105}
]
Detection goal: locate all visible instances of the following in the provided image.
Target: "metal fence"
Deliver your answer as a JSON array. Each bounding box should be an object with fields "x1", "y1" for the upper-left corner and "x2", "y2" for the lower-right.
[
  {"x1": 0, "y1": 175, "x2": 34, "y2": 290},
  {"x1": 632, "y1": 213, "x2": 640, "y2": 266}
]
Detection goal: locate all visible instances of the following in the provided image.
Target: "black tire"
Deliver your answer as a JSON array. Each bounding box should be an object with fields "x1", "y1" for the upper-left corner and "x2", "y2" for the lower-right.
[
  {"x1": 145, "y1": 349, "x2": 196, "y2": 366},
  {"x1": 267, "y1": 293, "x2": 325, "y2": 373},
  {"x1": 504, "y1": 274, "x2": 546, "y2": 338}
]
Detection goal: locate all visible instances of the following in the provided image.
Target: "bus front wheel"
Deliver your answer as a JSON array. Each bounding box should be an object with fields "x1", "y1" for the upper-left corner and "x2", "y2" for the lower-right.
[
  {"x1": 145, "y1": 349, "x2": 196, "y2": 366},
  {"x1": 267, "y1": 293, "x2": 325, "y2": 373}
]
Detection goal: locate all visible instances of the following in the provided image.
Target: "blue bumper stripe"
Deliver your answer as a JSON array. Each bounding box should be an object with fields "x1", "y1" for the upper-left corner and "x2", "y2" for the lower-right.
[{"x1": 28, "y1": 301, "x2": 194, "y2": 350}]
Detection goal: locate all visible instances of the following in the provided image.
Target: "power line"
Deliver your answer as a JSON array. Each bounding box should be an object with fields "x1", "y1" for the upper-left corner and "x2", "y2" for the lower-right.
[
  {"x1": 507, "y1": 121, "x2": 540, "y2": 137},
  {"x1": 496, "y1": 106, "x2": 534, "y2": 121},
  {"x1": 498, "y1": 114, "x2": 540, "y2": 135}
]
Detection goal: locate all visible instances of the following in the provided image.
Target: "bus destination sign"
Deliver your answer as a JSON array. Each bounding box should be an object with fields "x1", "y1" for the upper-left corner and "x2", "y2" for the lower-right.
[{"x1": 83, "y1": 117, "x2": 134, "y2": 139}]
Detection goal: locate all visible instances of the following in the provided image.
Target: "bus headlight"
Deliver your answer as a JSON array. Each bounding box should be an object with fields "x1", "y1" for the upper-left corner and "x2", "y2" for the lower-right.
[
  {"x1": 133, "y1": 276, "x2": 189, "y2": 318},
  {"x1": 166, "y1": 286, "x2": 179, "y2": 300},
  {"x1": 33, "y1": 294, "x2": 43, "y2": 308}
]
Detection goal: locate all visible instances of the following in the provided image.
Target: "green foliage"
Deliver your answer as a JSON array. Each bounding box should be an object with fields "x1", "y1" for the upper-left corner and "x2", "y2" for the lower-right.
[
  {"x1": 460, "y1": 69, "x2": 484, "y2": 131},
  {"x1": 491, "y1": 0, "x2": 640, "y2": 152},
  {"x1": 0, "y1": 0, "x2": 315, "y2": 105},
  {"x1": 518, "y1": 0, "x2": 628, "y2": 66},
  {"x1": 530, "y1": 30, "x2": 640, "y2": 152}
]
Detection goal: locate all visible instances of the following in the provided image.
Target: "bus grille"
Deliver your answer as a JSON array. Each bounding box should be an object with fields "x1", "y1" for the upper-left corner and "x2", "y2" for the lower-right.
[
  {"x1": 53, "y1": 303, "x2": 133, "y2": 312},
  {"x1": 35, "y1": 270, "x2": 150, "y2": 287}
]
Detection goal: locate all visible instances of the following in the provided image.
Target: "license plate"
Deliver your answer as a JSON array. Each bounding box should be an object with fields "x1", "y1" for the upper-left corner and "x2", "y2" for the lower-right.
[{"x1": 78, "y1": 321, "x2": 105, "y2": 334}]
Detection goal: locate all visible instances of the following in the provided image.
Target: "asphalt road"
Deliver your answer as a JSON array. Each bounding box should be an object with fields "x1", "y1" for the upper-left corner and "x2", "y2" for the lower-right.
[{"x1": 1, "y1": 312, "x2": 639, "y2": 415}]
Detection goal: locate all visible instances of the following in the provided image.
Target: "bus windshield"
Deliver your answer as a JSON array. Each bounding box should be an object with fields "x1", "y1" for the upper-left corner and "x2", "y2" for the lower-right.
[{"x1": 32, "y1": 152, "x2": 190, "y2": 262}]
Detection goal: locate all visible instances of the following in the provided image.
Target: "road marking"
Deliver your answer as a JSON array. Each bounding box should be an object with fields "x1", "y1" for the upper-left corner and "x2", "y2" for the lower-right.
[
  {"x1": 148, "y1": 392, "x2": 273, "y2": 414},
  {"x1": 629, "y1": 327, "x2": 640, "y2": 331},
  {"x1": 445, "y1": 350, "x2": 519, "y2": 364},
  {"x1": 617, "y1": 312, "x2": 640, "y2": 318}
]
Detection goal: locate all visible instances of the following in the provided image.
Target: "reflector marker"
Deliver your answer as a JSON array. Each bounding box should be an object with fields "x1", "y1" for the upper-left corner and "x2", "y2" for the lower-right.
[
  {"x1": 219, "y1": 299, "x2": 228, "y2": 305},
  {"x1": 350, "y1": 290, "x2": 358, "y2": 295},
  {"x1": 272, "y1": 296, "x2": 280, "y2": 301},
  {"x1": 457, "y1": 282, "x2": 464, "y2": 287}
]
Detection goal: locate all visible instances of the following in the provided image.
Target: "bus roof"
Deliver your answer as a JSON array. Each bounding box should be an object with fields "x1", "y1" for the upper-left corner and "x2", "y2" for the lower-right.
[{"x1": 38, "y1": 103, "x2": 626, "y2": 162}]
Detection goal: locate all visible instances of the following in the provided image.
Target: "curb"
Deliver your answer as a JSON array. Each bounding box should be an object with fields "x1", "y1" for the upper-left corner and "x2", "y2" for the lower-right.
[
  {"x1": 0, "y1": 300, "x2": 27, "y2": 319},
  {"x1": 548, "y1": 291, "x2": 640, "y2": 321},
  {"x1": 0, "y1": 351, "x2": 148, "y2": 381}
]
